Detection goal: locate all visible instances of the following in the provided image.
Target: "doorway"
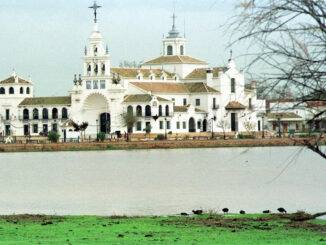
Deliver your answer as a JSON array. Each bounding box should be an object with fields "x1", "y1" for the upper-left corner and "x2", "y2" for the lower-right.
[
  {"x1": 100, "y1": 113, "x2": 111, "y2": 134},
  {"x1": 189, "y1": 118, "x2": 196, "y2": 132}
]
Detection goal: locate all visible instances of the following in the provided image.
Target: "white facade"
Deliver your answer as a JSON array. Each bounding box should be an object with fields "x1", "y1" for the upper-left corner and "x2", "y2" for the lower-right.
[{"x1": 0, "y1": 7, "x2": 263, "y2": 140}]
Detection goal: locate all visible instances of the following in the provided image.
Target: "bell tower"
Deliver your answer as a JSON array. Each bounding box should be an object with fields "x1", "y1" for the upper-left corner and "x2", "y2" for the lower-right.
[
  {"x1": 83, "y1": 1, "x2": 110, "y2": 77},
  {"x1": 162, "y1": 13, "x2": 186, "y2": 56}
]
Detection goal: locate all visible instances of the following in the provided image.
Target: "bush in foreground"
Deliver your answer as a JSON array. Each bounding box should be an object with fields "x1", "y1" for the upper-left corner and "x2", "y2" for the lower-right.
[{"x1": 48, "y1": 131, "x2": 60, "y2": 143}]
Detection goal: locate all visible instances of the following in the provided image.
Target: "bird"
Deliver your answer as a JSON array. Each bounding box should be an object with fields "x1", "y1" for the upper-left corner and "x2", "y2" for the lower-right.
[
  {"x1": 263, "y1": 210, "x2": 270, "y2": 214},
  {"x1": 222, "y1": 208, "x2": 229, "y2": 214},
  {"x1": 192, "y1": 210, "x2": 203, "y2": 215},
  {"x1": 239, "y1": 210, "x2": 246, "y2": 214},
  {"x1": 277, "y1": 207, "x2": 287, "y2": 213},
  {"x1": 180, "y1": 212, "x2": 188, "y2": 216}
]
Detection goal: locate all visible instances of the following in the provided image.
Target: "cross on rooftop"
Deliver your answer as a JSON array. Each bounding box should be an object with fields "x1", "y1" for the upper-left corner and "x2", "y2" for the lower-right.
[{"x1": 89, "y1": 1, "x2": 102, "y2": 23}]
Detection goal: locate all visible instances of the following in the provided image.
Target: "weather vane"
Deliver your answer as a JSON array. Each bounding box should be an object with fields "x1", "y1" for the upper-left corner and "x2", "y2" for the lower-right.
[{"x1": 89, "y1": 1, "x2": 102, "y2": 23}]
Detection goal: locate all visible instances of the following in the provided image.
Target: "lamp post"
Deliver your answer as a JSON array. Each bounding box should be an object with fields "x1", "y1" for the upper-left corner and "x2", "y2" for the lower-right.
[
  {"x1": 262, "y1": 116, "x2": 265, "y2": 138},
  {"x1": 278, "y1": 117, "x2": 281, "y2": 138},
  {"x1": 96, "y1": 119, "x2": 99, "y2": 141},
  {"x1": 211, "y1": 117, "x2": 215, "y2": 139},
  {"x1": 164, "y1": 118, "x2": 167, "y2": 140}
]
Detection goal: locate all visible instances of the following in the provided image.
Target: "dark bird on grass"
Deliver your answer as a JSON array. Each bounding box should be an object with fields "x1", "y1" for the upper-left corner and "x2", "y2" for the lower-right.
[
  {"x1": 263, "y1": 210, "x2": 270, "y2": 214},
  {"x1": 192, "y1": 210, "x2": 203, "y2": 215},
  {"x1": 180, "y1": 212, "x2": 188, "y2": 216},
  {"x1": 222, "y1": 208, "x2": 229, "y2": 214},
  {"x1": 240, "y1": 210, "x2": 246, "y2": 214},
  {"x1": 277, "y1": 207, "x2": 287, "y2": 213}
]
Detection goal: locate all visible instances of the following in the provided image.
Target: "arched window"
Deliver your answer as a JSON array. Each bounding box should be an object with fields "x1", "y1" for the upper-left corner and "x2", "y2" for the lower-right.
[
  {"x1": 136, "y1": 106, "x2": 142, "y2": 117},
  {"x1": 26, "y1": 87, "x2": 30, "y2": 94},
  {"x1": 20, "y1": 87, "x2": 24, "y2": 94},
  {"x1": 52, "y1": 108, "x2": 58, "y2": 119},
  {"x1": 0, "y1": 87, "x2": 5, "y2": 94},
  {"x1": 231, "y1": 78, "x2": 236, "y2": 93},
  {"x1": 180, "y1": 45, "x2": 184, "y2": 55},
  {"x1": 165, "y1": 105, "x2": 169, "y2": 116},
  {"x1": 33, "y1": 108, "x2": 39, "y2": 120},
  {"x1": 94, "y1": 46, "x2": 98, "y2": 56},
  {"x1": 167, "y1": 45, "x2": 173, "y2": 55},
  {"x1": 127, "y1": 106, "x2": 133, "y2": 115},
  {"x1": 197, "y1": 120, "x2": 202, "y2": 130},
  {"x1": 159, "y1": 105, "x2": 162, "y2": 116},
  {"x1": 9, "y1": 87, "x2": 14, "y2": 94},
  {"x1": 145, "y1": 105, "x2": 151, "y2": 117},
  {"x1": 62, "y1": 108, "x2": 68, "y2": 119},
  {"x1": 42, "y1": 108, "x2": 48, "y2": 120},
  {"x1": 23, "y1": 109, "x2": 29, "y2": 120}
]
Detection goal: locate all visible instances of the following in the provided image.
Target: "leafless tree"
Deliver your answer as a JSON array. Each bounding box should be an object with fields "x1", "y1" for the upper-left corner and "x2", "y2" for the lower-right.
[
  {"x1": 243, "y1": 120, "x2": 257, "y2": 135},
  {"x1": 216, "y1": 117, "x2": 230, "y2": 140},
  {"x1": 229, "y1": 0, "x2": 326, "y2": 158}
]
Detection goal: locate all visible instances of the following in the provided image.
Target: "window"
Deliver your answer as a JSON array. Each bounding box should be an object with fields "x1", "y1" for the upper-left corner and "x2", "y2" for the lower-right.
[
  {"x1": 52, "y1": 123, "x2": 58, "y2": 132},
  {"x1": 145, "y1": 105, "x2": 151, "y2": 117},
  {"x1": 5, "y1": 109, "x2": 10, "y2": 120},
  {"x1": 177, "y1": 121, "x2": 180, "y2": 129},
  {"x1": 231, "y1": 78, "x2": 235, "y2": 93},
  {"x1": 62, "y1": 108, "x2": 68, "y2": 119},
  {"x1": 160, "y1": 121, "x2": 163, "y2": 130},
  {"x1": 33, "y1": 124, "x2": 38, "y2": 134},
  {"x1": 0, "y1": 87, "x2": 4, "y2": 94},
  {"x1": 167, "y1": 45, "x2": 173, "y2": 55},
  {"x1": 136, "y1": 122, "x2": 142, "y2": 131},
  {"x1": 172, "y1": 98, "x2": 175, "y2": 105},
  {"x1": 197, "y1": 120, "x2": 201, "y2": 130},
  {"x1": 159, "y1": 105, "x2": 162, "y2": 116},
  {"x1": 5, "y1": 125, "x2": 10, "y2": 136},
  {"x1": 165, "y1": 105, "x2": 169, "y2": 116},
  {"x1": 43, "y1": 124, "x2": 48, "y2": 133},
  {"x1": 136, "y1": 106, "x2": 142, "y2": 116},
  {"x1": 9, "y1": 87, "x2": 14, "y2": 94},
  {"x1": 100, "y1": 80, "x2": 106, "y2": 89},
  {"x1": 42, "y1": 108, "x2": 48, "y2": 120},
  {"x1": 20, "y1": 87, "x2": 24, "y2": 94},
  {"x1": 52, "y1": 108, "x2": 58, "y2": 119},
  {"x1": 23, "y1": 109, "x2": 29, "y2": 120},
  {"x1": 93, "y1": 80, "x2": 99, "y2": 89},
  {"x1": 196, "y1": 99, "x2": 200, "y2": 106},
  {"x1": 24, "y1": 125, "x2": 29, "y2": 136},
  {"x1": 183, "y1": 98, "x2": 187, "y2": 106},
  {"x1": 127, "y1": 106, "x2": 133, "y2": 115},
  {"x1": 33, "y1": 108, "x2": 39, "y2": 120},
  {"x1": 213, "y1": 98, "x2": 216, "y2": 109},
  {"x1": 180, "y1": 45, "x2": 184, "y2": 55},
  {"x1": 86, "y1": 81, "x2": 91, "y2": 89},
  {"x1": 183, "y1": 121, "x2": 186, "y2": 129},
  {"x1": 166, "y1": 121, "x2": 171, "y2": 130},
  {"x1": 26, "y1": 87, "x2": 30, "y2": 94}
]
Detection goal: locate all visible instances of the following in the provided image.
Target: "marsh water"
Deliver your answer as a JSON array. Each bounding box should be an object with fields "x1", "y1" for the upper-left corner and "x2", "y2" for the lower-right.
[{"x1": 0, "y1": 147, "x2": 325, "y2": 216}]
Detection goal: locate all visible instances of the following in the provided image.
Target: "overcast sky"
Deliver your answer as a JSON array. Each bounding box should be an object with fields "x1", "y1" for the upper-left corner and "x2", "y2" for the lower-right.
[{"x1": 0, "y1": 0, "x2": 244, "y2": 96}]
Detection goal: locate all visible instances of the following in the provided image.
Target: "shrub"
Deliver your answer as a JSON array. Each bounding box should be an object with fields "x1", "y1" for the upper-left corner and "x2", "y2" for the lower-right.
[
  {"x1": 156, "y1": 134, "x2": 165, "y2": 141},
  {"x1": 107, "y1": 145, "x2": 115, "y2": 149},
  {"x1": 183, "y1": 134, "x2": 190, "y2": 140},
  {"x1": 168, "y1": 131, "x2": 173, "y2": 135},
  {"x1": 98, "y1": 132, "x2": 106, "y2": 142},
  {"x1": 238, "y1": 134, "x2": 255, "y2": 139},
  {"x1": 48, "y1": 131, "x2": 60, "y2": 143}
]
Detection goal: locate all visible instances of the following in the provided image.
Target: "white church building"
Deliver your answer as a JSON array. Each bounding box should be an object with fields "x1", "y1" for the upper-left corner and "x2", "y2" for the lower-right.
[{"x1": 0, "y1": 2, "x2": 264, "y2": 140}]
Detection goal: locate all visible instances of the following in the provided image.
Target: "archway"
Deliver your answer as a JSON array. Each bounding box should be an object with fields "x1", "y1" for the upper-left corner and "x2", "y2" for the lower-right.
[
  {"x1": 82, "y1": 93, "x2": 110, "y2": 135},
  {"x1": 189, "y1": 117, "x2": 196, "y2": 133},
  {"x1": 203, "y1": 119, "x2": 207, "y2": 132}
]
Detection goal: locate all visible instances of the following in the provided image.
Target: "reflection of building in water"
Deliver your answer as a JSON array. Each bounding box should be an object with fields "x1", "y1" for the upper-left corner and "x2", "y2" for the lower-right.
[{"x1": 0, "y1": 2, "x2": 264, "y2": 139}]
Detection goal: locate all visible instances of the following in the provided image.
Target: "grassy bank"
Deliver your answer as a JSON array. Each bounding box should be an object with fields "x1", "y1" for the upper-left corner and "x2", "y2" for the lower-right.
[{"x1": 0, "y1": 213, "x2": 325, "y2": 244}]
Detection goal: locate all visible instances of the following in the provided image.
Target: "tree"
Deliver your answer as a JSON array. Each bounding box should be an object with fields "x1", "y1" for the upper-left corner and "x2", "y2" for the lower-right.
[
  {"x1": 229, "y1": 0, "x2": 326, "y2": 158},
  {"x1": 71, "y1": 120, "x2": 88, "y2": 141},
  {"x1": 119, "y1": 60, "x2": 143, "y2": 68},
  {"x1": 144, "y1": 124, "x2": 152, "y2": 140},
  {"x1": 48, "y1": 131, "x2": 60, "y2": 143},
  {"x1": 216, "y1": 117, "x2": 230, "y2": 140},
  {"x1": 120, "y1": 112, "x2": 138, "y2": 141},
  {"x1": 243, "y1": 120, "x2": 257, "y2": 135}
]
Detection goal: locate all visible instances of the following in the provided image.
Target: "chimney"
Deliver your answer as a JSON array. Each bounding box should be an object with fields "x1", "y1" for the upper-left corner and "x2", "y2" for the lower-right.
[
  {"x1": 206, "y1": 68, "x2": 213, "y2": 86},
  {"x1": 251, "y1": 80, "x2": 257, "y2": 89}
]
